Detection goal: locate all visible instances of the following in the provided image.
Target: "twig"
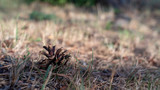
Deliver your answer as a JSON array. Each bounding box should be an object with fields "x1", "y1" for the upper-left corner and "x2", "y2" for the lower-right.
[{"x1": 109, "y1": 65, "x2": 117, "y2": 90}]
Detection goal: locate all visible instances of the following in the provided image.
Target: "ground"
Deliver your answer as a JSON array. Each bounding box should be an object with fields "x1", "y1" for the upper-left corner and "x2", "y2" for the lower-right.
[{"x1": 0, "y1": 2, "x2": 160, "y2": 90}]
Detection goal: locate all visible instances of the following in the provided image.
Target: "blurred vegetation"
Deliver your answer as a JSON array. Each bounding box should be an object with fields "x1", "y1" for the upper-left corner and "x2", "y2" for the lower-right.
[
  {"x1": 29, "y1": 11, "x2": 61, "y2": 22},
  {"x1": 30, "y1": 11, "x2": 53, "y2": 20},
  {"x1": 23, "y1": 0, "x2": 35, "y2": 4},
  {"x1": 0, "y1": 0, "x2": 20, "y2": 9},
  {"x1": 105, "y1": 21, "x2": 113, "y2": 30},
  {"x1": 24, "y1": 0, "x2": 96, "y2": 6},
  {"x1": 40, "y1": 0, "x2": 68, "y2": 6},
  {"x1": 1, "y1": 0, "x2": 160, "y2": 9},
  {"x1": 23, "y1": 0, "x2": 160, "y2": 9},
  {"x1": 70, "y1": 0, "x2": 96, "y2": 7}
]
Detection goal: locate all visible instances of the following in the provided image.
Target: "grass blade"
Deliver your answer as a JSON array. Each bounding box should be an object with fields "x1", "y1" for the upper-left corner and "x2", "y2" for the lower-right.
[{"x1": 41, "y1": 65, "x2": 53, "y2": 90}]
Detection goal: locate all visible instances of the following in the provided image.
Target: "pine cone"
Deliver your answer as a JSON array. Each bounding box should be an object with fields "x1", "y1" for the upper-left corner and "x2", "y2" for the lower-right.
[{"x1": 38, "y1": 45, "x2": 70, "y2": 69}]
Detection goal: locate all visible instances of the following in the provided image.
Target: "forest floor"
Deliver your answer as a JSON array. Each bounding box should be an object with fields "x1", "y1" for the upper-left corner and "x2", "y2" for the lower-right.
[{"x1": 0, "y1": 2, "x2": 160, "y2": 90}]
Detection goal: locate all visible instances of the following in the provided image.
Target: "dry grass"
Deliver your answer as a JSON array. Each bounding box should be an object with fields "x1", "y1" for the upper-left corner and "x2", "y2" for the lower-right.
[{"x1": 0, "y1": 2, "x2": 160, "y2": 90}]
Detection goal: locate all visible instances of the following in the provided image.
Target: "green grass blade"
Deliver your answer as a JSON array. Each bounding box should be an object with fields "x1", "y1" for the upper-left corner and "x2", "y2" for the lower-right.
[{"x1": 41, "y1": 65, "x2": 53, "y2": 90}]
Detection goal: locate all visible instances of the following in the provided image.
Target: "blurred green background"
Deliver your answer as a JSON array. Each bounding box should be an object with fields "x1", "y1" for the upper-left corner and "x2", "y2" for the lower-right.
[{"x1": 1, "y1": 0, "x2": 160, "y2": 8}]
